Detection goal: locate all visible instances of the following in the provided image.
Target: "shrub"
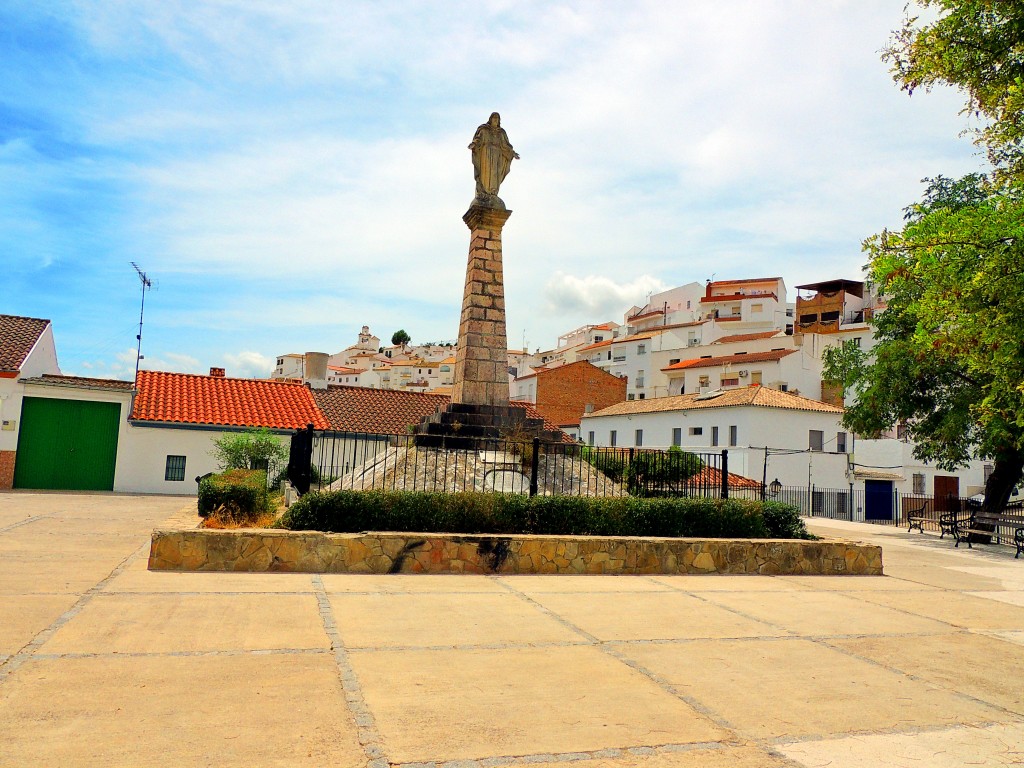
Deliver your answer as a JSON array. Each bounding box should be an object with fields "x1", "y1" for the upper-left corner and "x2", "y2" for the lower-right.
[
  {"x1": 198, "y1": 469, "x2": 272, "y2": 524},
  {"x1": 210, "y1": 427, "x2": 288, "y2": 479},
  {"x1": 761, "y1": 501, "x2": 816, "y2": 539},
  {"x1": 276, "y1": 489, "x2": 809, "y2": 539}
]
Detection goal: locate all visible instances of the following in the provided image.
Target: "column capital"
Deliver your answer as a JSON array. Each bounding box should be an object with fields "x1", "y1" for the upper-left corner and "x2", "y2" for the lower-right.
[{"x1": 463, "y1": 204, "x2": 512, "y2": 231}]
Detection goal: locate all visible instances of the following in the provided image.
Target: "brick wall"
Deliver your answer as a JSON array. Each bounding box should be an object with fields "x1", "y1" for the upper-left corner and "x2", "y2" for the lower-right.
[
  {"x1": 0, "y1": 450, "x2": 15, "y2": 489},
  {"x1": 535, "y1": 361, "x2": 627, "y2": 429}
]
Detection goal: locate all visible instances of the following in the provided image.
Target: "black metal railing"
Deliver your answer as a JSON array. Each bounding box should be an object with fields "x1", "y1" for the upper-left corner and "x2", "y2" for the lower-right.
[
  {"x1": 771, "y1": 485, "x2": 979, "y2": 532},
  {"x1": 286, "y1": 426, "x2": 731, "y2": 499}
]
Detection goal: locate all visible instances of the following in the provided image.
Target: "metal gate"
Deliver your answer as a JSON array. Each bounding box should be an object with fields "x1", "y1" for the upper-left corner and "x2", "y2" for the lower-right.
[
  {"x1": 13, "y1": 397, "x2": 121, "y2": 491},
  {"x1": 864, "y1": 479, "x2": 894, "y2": 521}
]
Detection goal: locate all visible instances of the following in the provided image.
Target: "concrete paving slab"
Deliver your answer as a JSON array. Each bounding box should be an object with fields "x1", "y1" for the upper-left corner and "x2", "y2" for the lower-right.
[
  {"x1": 320, "y1": 573, "x2": 508, "y2": 593},
  {"x1": 949, "y1": 566, "x2": 1024, "y2": 590},
  {"x1": 0, "y1": 594, "x2": 79, "y2": 655},
  {"x1": 881, "y1": 565, "x2": 1008, "y2": 591},
  {"x1": 525, "y1": 591, "x2": 787, "y2": 641},
  {"x1": 774, "y1": 575, "x2": 941, "y2": 592},
  {"x1": 980, "y1": 630, "x2": 1024, "y2": 646},
  {"x1": 647, "y1": 575, "x2": 807, "y2": 592},
  {"x1": 0, "y1": 653, "x2": 361, "y2": 767},
  {"x1": 38, "y1": 593, "x2": 330, "y2": 654},
  {"x1": 968, "y1": 590, "x2": 1024, "y2": 608},
  {"x1": 539, "y1": 744, "x2": 792, "y2": 768},
  {"x1": 852, "y1": 590, "x2": 1024, "y2": 630},
  {"x1": 329, "y1": 592, "x2": 585, "y2": 648},
  {"x1": 778, "y1": 722, "x2": 1024, "y2": 767},
  {"x1": 506, "y1": 574, "x2": 675, "y2": 593},
  {"x1": 619, "y1": 637, "x2": 1002, "y2": 741},
  {"x1": 0, "y1": 559, "x2": 114, "y2": 594},
  {"x1": 349, "y1": 645, "x2": 728, "y2": 763},
  {"x1": 0, "y1": 509, "x2": 39, "y2": 529},
  {"x1": 829, "y1": 631, "x2": 1024, "y2": 715},
  {"x1": 699, "y1": 590, "x2": 953, "y2": 636},
  {"x1": 104, "y1": 554, "x2": 317, "y2": 593}
]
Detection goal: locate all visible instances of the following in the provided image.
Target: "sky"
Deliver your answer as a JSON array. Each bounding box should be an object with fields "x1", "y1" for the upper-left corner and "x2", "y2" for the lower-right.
[{"x1": 2, "y1": 1, "x2": 986, "y2": 380}]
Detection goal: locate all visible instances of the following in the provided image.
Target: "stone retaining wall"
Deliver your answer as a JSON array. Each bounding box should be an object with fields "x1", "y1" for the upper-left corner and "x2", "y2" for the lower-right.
[{"x1": 149, "y1": 529, "x2": 883, "y2": 575}]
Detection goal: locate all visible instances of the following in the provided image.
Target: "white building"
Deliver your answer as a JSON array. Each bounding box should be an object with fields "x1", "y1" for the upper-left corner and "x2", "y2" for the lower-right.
[{"x1": 580, "y1": 385, "x2": 850, "y2": 490}]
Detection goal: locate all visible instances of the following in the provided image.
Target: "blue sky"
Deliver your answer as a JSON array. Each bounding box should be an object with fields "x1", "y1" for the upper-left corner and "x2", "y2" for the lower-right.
[{"x1": 3, "y1": 1, "x2": 984, "y2": 379}]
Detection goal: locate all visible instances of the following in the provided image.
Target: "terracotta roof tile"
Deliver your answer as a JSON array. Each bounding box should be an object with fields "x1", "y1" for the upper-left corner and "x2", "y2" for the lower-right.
[
  {"x1": 690, "y1": 465, "x2": 763, "y2": 489},
  {"x1": 662, "y1": 349, "x2": 796, "y2": 371},
  {"x1": 132, "y1": 370, "x2": 328, "y2": 429},
  {"x1": 712, "y1": 331, "x2": 784, "y2": 344},
  {"x1": 587, "y1": 386, "x2": 843, "y2": 417},
  {"x1": 21, "y1": 374, "x2": 133, "y2": 391},
  {"x1": 312, "y1": 386, "x2": 570, "y2": 438},
  {"x1": 0, "y1": 314, "x2": 50, "y2": 373}
]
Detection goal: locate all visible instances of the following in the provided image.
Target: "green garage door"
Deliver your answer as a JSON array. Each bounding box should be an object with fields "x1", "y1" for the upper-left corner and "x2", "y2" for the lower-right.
[{"x1": 13, "y1": 397, "x2": 121, "y2": 491}]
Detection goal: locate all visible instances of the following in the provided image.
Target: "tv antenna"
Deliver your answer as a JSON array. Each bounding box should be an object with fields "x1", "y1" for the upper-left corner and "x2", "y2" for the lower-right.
[{"x1": 131, "y1": 262, "x2": 153, "y2": 385}]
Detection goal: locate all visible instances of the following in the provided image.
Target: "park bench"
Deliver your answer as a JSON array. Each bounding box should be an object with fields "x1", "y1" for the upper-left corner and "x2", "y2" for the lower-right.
[
  {"x1": 954, "y1": 505, "x2": 1024, "y2": 558},
  {"x1": 906, "y1": 501, "x2": 931, "y2": 533}
]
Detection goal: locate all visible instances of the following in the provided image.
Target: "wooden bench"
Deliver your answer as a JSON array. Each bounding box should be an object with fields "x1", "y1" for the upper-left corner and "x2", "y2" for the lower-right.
[
  {"x1": 954, "y1": 509, "x2": 1024, "y2": 558},
  {"x1": 906, "y1": 501, "x2": 931, "y2": 533},
  {"x1": 938, "y1": 511, "x2": 963, "y2": 539}
]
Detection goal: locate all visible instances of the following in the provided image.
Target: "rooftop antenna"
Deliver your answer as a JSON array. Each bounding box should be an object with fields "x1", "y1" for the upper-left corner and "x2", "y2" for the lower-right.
[{"x1": 130, "y1": 262, "x2": 153, "y2": 385}]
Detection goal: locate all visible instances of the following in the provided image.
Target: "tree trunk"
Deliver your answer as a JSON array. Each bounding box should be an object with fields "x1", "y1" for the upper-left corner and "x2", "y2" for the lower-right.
[{"x1": 973, "y1": 448, "x2": 1024, "y2": 543}]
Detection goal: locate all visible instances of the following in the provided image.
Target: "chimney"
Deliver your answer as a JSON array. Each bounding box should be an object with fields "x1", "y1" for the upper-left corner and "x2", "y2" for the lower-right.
[
  {"x1": 304, "y1": 352, "x2": 329, "y2": 390},
  {"x1": 209, "y1": 367, "x2": 225, "y2": 378}
]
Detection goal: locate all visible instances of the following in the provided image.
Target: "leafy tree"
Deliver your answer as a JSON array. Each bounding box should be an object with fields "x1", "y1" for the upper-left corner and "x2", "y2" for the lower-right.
[
  {"x1": 391, "y1": 329, "x2": 411, "y2": 347},
  {"x1": 885, "y1": 2, "x2": 1024, "y2": 176},
  {"x1": 824, "y1": 174, "x2": 1024, "y2": 515},
  {"x1": 211, "y1": 427, "x2": 289, "y2": 477}
]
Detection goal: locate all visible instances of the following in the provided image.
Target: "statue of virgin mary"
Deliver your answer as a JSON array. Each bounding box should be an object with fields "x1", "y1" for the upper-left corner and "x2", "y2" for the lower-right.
[{"x1": 469, "y1": 112, "x2": 519, "y2": 209}]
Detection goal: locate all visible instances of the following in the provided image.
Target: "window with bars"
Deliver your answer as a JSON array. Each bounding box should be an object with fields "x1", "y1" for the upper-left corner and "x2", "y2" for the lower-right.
[{"x1": 165, "y1": 455, "x2": 186, "y2": 482}]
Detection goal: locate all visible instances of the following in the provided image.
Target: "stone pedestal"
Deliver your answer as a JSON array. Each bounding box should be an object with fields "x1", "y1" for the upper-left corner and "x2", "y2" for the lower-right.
[{"x1": 452, "y1": 204, "x2": 512, "y2": 406}]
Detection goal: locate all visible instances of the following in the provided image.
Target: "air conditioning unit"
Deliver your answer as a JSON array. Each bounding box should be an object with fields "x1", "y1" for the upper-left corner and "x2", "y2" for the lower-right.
[
  {"x1": 738, "y1": 370, "x2": 749, "y2": 378},
  {"x1": 688, "y1": 339, "x2": 700, "y2": 347}
]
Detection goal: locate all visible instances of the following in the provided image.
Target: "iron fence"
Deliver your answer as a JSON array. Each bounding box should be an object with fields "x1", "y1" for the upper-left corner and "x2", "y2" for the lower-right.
[
  {"x1": 772, "y1": 484, "x2": 978, "y2": 532},
  {"x1": 287, "y1": 427, "x2": 733, "y2": 499}
]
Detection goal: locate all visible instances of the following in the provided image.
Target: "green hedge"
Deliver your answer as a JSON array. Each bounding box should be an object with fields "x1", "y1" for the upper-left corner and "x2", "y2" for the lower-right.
[
  {"x1": 198, "y1": 469, "x2": 272, "y2": 521},
  {"x1": 276, "y1": 490, "x2": 811, "y2": 540}
]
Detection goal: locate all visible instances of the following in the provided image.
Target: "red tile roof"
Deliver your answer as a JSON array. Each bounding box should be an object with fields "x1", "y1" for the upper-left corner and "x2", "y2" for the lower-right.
[
  {"x1": 662, "y1": 349, "x2": 796, "y2": 371},
  {"x1": 0, "y1": 314, "x2": 50, "y2": 373},
  {"x1": 578, "y1": 339, "x2": 613, "y2": 353},
  {"x1": 689, "y1": 465, "x2": 763, "y2": 490},
  {"x1": 22, "y1": 374, "x2": 133, "y2": 391},
  {"x1": 312, "y1": 385, "x2": 570, "y2": 438},
  {"x1": 132, "y1": 370, "x2": 328, "y2": 429},
  {"x1": 588, "y1": 385, "x2": 843, "y2": 417},
  {"x1": 713, "y1": 331, "x2": 783, "y2": 344}
]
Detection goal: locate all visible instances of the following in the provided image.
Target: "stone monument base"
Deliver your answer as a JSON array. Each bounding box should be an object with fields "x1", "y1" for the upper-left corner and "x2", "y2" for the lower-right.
[{"x1": 413, "y1": 403, "x2": 565, "y2": 450}]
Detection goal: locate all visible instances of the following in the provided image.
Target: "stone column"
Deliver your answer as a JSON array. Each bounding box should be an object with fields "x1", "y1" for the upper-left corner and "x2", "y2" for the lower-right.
[{"x1": 452, "y1": 204, "x2": 511, "y2": 406}]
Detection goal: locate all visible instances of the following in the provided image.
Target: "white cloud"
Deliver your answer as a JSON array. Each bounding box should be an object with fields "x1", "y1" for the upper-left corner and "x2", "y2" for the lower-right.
[
  {"x1": 222, "y1": 350, "x2": 275, "y2": 379},
  {"x1": 543, "y1": 272, "x2": 668, "y2": 321}
]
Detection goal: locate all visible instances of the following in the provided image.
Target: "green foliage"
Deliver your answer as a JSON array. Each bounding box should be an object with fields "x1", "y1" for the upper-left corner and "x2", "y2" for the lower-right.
[
  {"x1": 276, "y1": 490, "x2": 810, "y2": 540},
  {"x1": 210, "y1": 427, "x2": 288, "y2": 477},
  {"x1": 823, "y1": 174, "x2": 1024, "y2": 512},
  {"x1": 579, "y1": 446, "x2": 704, "y2": 496},
  {"x1": 885, "y1": 2, "x2": 1024, "y2": 177},
  {"x1": 391, "y1": 329, "x2": 411, "y2": 347},
  {"x1": 198, "y1": 469, "x2": 272, "y2": 521}
]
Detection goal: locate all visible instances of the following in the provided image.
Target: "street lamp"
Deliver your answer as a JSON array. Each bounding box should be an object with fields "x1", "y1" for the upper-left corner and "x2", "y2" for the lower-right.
[{"x1": 768, "y1": 478, "x2": 782, "y2": 498}]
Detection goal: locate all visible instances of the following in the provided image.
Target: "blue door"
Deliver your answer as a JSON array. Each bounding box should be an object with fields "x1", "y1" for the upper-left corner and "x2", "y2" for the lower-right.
[{"x1": 864, "y1": 480, "x2": 894, "y2": 521}]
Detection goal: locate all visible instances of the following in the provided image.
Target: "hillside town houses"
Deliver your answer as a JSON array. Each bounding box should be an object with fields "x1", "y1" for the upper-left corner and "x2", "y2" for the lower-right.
[{"x1": 0, "y1": 271, "x2": 1001, "y2": 520}]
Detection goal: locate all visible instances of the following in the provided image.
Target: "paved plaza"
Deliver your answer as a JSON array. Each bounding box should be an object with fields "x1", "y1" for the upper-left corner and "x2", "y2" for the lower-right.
[{"x1": 1, "y1": 492, "x2": 1023, "y2": 767}]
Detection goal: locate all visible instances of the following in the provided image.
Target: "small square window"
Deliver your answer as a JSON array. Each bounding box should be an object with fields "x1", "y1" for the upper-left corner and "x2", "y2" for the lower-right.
[
  {"x1": 912, "y1": 473, "x2": 926, "y2": 495},
  {"x1": 689, "y1": 427, "x2": 703, "y2": 436},
  {"x1": 809, "y1": 430, "x2": 824, "y2": 452},
  {"x1": 165, "y1": 455, "x2": 186, "y2": 482}
]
